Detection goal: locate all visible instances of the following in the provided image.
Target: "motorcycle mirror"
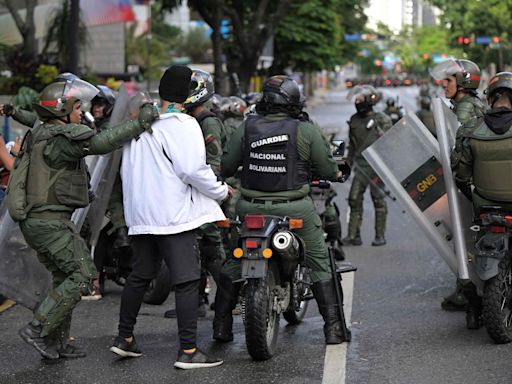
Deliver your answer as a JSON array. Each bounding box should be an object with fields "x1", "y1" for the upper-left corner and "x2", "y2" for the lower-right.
[{"x1": 332, "y1": 139, "x2": 345, "y2": 157}]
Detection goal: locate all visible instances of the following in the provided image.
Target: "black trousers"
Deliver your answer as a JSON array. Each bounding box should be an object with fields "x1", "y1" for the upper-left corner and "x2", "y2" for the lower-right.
[{"x1": 118, "y1": 230, "x2": 201, "y2": 350}]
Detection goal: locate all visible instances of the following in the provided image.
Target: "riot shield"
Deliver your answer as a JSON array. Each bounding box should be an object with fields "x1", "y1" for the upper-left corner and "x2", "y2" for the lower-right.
[
  {"x1": 72, "y1": 84, "x2": 131, "y2": 253},
  {"x1": 361, "y1": 115, "x2": 454, "y2": 273},
  {"x1": 363, "y1": 112, "x2": 481, "y2": 288},
  {"x1": 432, "y1": 97, "x2": 476, "y2": 284},
  {"x1": 0, "y1": 199, "x2": 51, "y2": 310}
]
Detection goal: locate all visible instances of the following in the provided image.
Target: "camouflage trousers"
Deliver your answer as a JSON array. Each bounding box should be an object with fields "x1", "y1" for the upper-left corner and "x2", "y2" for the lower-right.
[
  {"x1": 347, "y1": 171, "x2": 387, "y2": 238},
  {"x1": 20, "y1": 218, "x2": 97, "y2": 344}
]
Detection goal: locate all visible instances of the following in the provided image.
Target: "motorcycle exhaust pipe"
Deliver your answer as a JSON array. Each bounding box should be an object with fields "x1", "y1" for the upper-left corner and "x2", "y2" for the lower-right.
[{"x1": 272, "y1": 231, "x2": 300, "y2": 261}]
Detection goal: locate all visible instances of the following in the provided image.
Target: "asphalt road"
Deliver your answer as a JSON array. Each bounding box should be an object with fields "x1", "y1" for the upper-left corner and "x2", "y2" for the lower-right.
[{"x1": 2, "y1": 86, "x2": 511, "y2": 384}]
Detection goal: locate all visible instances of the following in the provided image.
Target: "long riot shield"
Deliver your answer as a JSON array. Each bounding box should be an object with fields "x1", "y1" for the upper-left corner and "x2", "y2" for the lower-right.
[
  {"x1": 361, "y1": 114, "x2": 467, "y2": 281},
  {"x1": 0, "y1": 119, "x2": 52, "y2": 309},
  {"x1": 72, "y1": 84, "x2": 130, "y2": 254},
  {"x1": 432, "y1": 98, "x2": 479, "y2": 286}
]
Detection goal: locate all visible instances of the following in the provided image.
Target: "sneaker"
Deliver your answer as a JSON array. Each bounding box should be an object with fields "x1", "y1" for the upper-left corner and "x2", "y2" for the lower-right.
[
  {"x1": 174, "y1": 349, "x2": 223, "y2": 369},
  {"x1": 109, "y1": 336, "x2": 143, "y2": 358},
  {"x1": 58, "y1": 343, "x2": 86, "y2": 358},
  {"x1": 19, "y1": 323, "x2": 59, "y2": 360}
]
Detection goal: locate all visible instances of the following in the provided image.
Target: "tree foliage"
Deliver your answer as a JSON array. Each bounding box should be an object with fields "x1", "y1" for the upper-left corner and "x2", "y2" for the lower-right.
[{"x1": 273, "y1": 0, "x2": 341, "y2": 73}]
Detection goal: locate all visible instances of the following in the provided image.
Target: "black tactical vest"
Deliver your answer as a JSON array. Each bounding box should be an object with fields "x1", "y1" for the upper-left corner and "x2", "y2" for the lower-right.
[{"x1": 241, "y1": 115, "x2": 310, "y2": 192}]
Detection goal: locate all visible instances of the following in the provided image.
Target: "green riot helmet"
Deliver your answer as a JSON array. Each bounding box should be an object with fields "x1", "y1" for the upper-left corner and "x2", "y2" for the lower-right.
[
  {"x1": 33, "y1": 79, "x2": 99, "y2": 120},
  {"x1": 183, "y1": 69, "x2": 215, "y2": 109},
  {"x1": 228, "y1": 96, "x2": 247, "y2": 117},
  {"x1": 485, "y1": 72, "x2": 512, "y2": 107},
  {"x1": 261, "y1": 75, "x2": 304, "y2": 108},
  {"x1": 430, "y1": 58, "x2": 481, "y2": 90}
]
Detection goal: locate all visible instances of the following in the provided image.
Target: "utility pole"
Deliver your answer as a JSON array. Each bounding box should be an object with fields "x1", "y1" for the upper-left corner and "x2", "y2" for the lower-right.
[{"x1": 69, "y1": 0, "x2": 80, "y2": 74}]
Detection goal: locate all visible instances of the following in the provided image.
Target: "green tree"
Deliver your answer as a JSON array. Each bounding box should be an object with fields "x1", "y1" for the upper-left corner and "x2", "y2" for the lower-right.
[{"x1": 273, "y1": 0, "x2": 342, "y2": 73}]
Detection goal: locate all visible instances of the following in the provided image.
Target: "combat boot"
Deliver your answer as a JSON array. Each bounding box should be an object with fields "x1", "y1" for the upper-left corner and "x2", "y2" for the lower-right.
[
  {"x1": 463, "y1": 283, "x2": 482, "y2": 330},
  {"x1": 371, "y1": 236, "x2": 386, "y2": 246},
  {"x1": 312, "y1": 279, "x2": 350, "y2": 344},
  {"x1": 19, "y1": 323, "x2": 59, "y2": 360},
  {"x1": 213, "y1": 274, "x2": 239, "y2": 342}
]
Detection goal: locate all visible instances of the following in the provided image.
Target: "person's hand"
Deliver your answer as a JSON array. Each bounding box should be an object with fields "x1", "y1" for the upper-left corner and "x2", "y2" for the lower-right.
[
  {"x1": 223, "y1": 185, "x2": 234, "y2": 202},
  {"x1": 137, "y1": 103, "x2": 159, "y2": 133},
  {"x1": 11, "y1": 136, "x2": 22, "y2": 156},
  {"x1": 0, "y1": 103, "x2": 15, "y2": 117}
]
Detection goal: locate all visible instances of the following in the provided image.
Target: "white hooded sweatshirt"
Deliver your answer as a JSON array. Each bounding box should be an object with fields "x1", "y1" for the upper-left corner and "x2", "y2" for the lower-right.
[{"x1": 121, "y1": 112, "x2": 227, "y2": 235}]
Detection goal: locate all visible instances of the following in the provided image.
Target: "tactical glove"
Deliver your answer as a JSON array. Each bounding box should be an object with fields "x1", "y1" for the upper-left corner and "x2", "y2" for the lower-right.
[
  {"x1": 138, "y1": 103, "x2": 159, "y2": 133},
  {"x1": 2, "y1": 104, "x2": 15, "y2": 117},
  {"x1": 337, "y1": 161, "x2": 351, "y2": 182}
]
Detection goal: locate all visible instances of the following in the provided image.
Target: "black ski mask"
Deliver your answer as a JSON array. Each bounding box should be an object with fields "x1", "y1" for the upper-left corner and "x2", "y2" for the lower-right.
[{"x1": 355, "y1": 99, "x2": 371, "y2": 114}]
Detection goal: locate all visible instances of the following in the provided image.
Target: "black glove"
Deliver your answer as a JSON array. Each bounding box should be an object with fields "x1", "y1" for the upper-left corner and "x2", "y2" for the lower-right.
[
  {"x1": 2, "y1": 104, "x2": 15, "y2": 117},
  {"x1": 337, "y1": 161, "x2": 351, "y2": 182},
  {"x1": 138, "y1": 103, "x2": 159, "y2": 133}
]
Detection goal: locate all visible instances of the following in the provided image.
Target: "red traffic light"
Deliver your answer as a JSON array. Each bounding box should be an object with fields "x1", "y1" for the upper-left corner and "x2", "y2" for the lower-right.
[
  {"x1": 458, "y1": 36, "x2": 471, "y2": 45},
  {"x1": 492, "y1": 36, "x2": 501, "y2": 44}
]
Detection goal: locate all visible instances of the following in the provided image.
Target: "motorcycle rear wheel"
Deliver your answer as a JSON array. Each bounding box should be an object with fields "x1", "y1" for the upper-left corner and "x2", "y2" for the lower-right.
[
  {"x1": 483, "y1": 258, "x2": 512, "y2": 344},
  {"x1": 243, "y1": 261, "x2": 280, "y2": 361}
]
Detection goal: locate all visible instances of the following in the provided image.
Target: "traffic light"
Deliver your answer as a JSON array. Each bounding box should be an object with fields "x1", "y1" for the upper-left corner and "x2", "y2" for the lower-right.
[
  {"x1": 457, "y1": 36, "x2": 471, "y2": 45},
  {"x1": 492, "y1": 36, "x2": 501, "y2": 44}
]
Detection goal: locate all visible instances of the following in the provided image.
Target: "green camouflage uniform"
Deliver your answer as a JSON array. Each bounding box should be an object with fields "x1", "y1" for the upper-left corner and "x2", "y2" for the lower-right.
[
  {"x1": 346, "y1": 111, "x2": 392, "y2": 240},
  {"x1": 20, "y1": 119, "x2": 144, "y2": 346},
  {"x1": 417, "y1": 108, "x2": 436, "y2": 138},
  {"x1": 197, "y1": 115, "x2": 226, "y2": 288},
  {"x1": 221, "y1": 116, "x2": 244, "y2": 219},
  {"x1": 221, "y1": 113, "x2": 339, "y2": 283}
]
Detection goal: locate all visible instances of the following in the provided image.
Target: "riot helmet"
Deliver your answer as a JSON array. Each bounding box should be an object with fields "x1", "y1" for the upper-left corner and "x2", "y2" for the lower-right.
[
  {"x1": 430, "y1": 58, "x2": 481, "y2": 90},
  {"x1": 183, "y1": 69, "x2": 215, "y2": 110},
  {"x1": 91, "y1": 85, "x2": 116, "y2": 118},
  {"x1": 347, "y1": 85, "x2": 379, "y2": 113},
  {"x1": 386, "y1": 98, "x2": 395, "y2": 107},
  {"x1": 33, "y1": 79, "x2": 99, "y2": 120},
  {"x1": 245, "y1": 92, "x2": 262, "y2": 106},
  {"x1": 261, "y1": 75, "x2": 303, "y2": 108},
  {"x1": 228, "y1": 96, "x2": 247, "y2": 117},
  {"x1": 485, "y1": 72, "x2": 512, "y2": 107},
  {"x1": 420, "y1": 96, "x2": 431, "y2": 110}
]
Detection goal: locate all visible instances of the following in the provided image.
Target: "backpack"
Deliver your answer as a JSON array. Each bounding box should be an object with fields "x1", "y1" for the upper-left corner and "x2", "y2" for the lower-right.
[{"x1": 5, "y1": 130, "x2": 64, "y2": 221}]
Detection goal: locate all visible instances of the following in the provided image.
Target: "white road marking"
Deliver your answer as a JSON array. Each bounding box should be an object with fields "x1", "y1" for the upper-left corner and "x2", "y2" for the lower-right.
[{"x1": 321, "y1": 271, "x2": 355, "y2": 384}]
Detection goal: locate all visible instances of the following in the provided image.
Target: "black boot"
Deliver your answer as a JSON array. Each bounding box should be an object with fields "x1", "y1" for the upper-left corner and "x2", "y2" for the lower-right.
[
  {"x1": 212, "y1": 274, "x2": 238, "y2": 342},
  {"x1": 312, "y1": 279, "x2": 350, "y2": 344},
  {"x1": 19, "y1": 323, "x2": 59, "y2": 360},
  {"x1": 462, "y1": 282, "x2": 482, "y2": 330}
]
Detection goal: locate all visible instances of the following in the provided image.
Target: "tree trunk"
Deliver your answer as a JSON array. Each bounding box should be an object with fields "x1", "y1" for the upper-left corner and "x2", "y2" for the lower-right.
[{"x1": 211, "y1": 16, "x2": 227, "y2": 95}]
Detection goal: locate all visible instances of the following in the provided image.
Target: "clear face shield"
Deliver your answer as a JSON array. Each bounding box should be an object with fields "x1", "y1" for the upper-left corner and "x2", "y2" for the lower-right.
[
  {"x1": 346, "y1": 85, "x2": 378, "y2": 101},
  {"x1": 64, "y1": 78, "x2": 100, "y2": 112},
  {"x1": 430, "y1": 59, "x2": 463, "y2": 81}
]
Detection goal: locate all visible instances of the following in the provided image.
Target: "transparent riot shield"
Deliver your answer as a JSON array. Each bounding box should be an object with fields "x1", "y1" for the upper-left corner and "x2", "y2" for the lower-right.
[
  {"x1": 0, "y1": 200, "x2": 51, "y2": 310},
  {"x1": 72, "y1": 84, "x2": 131, "y2": 254},
  {"x1": 361, "y1": 115, "x2": 453, "y2": 272},
  {"x1": 432, "y1": 97, "x2": 478, "y2": 285}
]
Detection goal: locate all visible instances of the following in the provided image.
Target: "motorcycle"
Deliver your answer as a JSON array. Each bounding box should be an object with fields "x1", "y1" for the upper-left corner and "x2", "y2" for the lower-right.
[
  {"x1": 93, "y1": 221, "x2": 171, "y2": 305},
  {"x1": 472, "y1": 206, "x2": 512, "y2": 343}
]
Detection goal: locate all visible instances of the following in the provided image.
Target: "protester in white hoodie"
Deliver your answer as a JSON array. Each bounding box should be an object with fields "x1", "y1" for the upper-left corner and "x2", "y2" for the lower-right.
[{"x1": 110, "y1": 65, "x2": 231, "y2": 370}]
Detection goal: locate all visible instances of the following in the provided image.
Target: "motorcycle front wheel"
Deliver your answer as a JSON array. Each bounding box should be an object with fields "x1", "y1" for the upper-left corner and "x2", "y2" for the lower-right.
[
  {"x1": 483, "y1": 258, "x2": 512, "y2": 344},
  {"x1": 243, "y1": 261, "x2": 280, "y2": 361}
]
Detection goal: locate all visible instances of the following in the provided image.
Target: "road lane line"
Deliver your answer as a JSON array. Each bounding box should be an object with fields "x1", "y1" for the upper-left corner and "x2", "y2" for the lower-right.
[{"x1": 321, "y1": 271, "x2": 354, "y2": 384}]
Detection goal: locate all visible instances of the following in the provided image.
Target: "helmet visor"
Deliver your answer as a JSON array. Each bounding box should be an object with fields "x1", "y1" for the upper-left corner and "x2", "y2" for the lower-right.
[
  {"x1": 346, "y1": 85, "x2": 378, "y2": 101},
  {"x1": 64, "y1": 79, "x2": 100, "y2": 105},
  {"x1": 430, "y1": 59, "x2": 463, "y2": 81}
]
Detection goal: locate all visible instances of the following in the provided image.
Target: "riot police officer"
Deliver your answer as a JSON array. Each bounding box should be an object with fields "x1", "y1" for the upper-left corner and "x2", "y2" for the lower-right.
[
  {"x1": 417, "y1": 96, "x2": 436, "y2": 137},
  {"x1": 431, "y1": 59, "x2": 486, "y2": 125},
  {"x1": 216, "y1": 75, "x2": 349, "y2": 345},
  {"x1": 223, "y1": 96, "x2": 247, "y2": 140},
  {"x1": 452, "y1": 72, "x2": 512, "y2": 329},
  {"x1": 13, "y1": 78, "x2": 156, "y2": 359},
  {"x1": 164, "y1": 69, "x2": 227, "y2": 318},
  {"x1": 431, "y1": 59, "x2": 486, "y2": 312},
  {"x1": 343, "y1": 85, "x2": 392, "y2": 246},
  {"x1": 383, "y1": 97, "x2": 403, "y2": 124}
]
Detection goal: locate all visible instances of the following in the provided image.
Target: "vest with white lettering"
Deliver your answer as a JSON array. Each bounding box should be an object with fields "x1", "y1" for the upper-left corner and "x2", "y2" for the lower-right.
[{"x1": 241, "y1": 115, "x2": 310, "y2": 192}]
